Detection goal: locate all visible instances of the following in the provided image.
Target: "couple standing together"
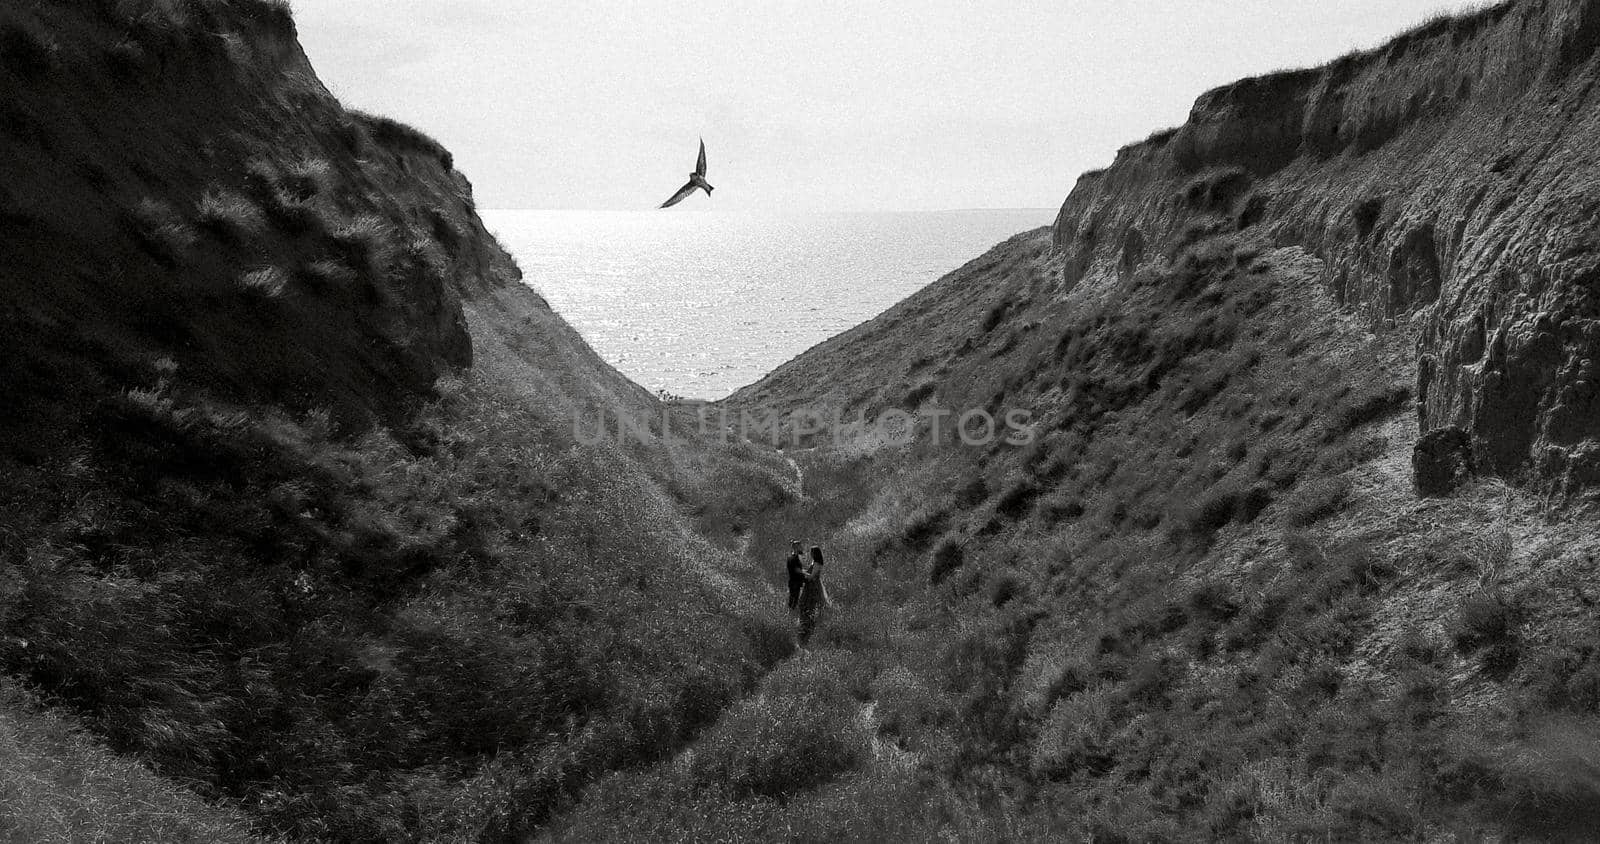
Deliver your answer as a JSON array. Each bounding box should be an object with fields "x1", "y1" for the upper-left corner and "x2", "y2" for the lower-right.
[{"x1": 785, "y1": 540, "x2": 829, "y2": 644}]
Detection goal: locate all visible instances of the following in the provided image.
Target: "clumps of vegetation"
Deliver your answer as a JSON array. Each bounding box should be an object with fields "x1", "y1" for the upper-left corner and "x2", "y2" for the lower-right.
[
  {"x1": 980, "y1": 299, "x2": 1010, "y2": 333},
  {"x1": 1326, "y1": 383, "x2": 1412, "y2": 438},
  {"x1": 1142, "y1": 126, "x2": 1181, "y2": 147},
  {"x1": 327, "y1": 214, "x2": 399, "y2": 278},
  {"x1": 298, "y1": 257, "x2": 357, "y2": 290},
  {"x1": 898, "y1": 507, "x2": 946, "y2": 551},
  {"x1": 994, "y1": 476, "x2": 1041, "y2": 519},
  {"x1": 243, "y1": 158, "x2": 330, "y2": 234},
  {"x1": 1451, "y1": 589, "x2": 1521, "y2": 676},
  {"x1": 1039, "y1": 492, "x2": 1085, "y2": 525},
  {"x1": 195, "y1": 189, "x2": 267, "y2": 246},
  {"x1": 353, "y1": 111, "x2": 454, "y2": 170},
  {"x1": 929, "y1": 537, "x2": 965, "y2": 584},
  {"x1": 282, "y1": 156, "x2": 335, "y2": 201},
  {"x1": 0, "y1": 368, "x2": 795, "y2": 840},
  {"x1": 0, "y1": 680, "x2": 264, "y2": 843},
  {"x1": 870, "y1": 665, "x2": 952, "y2": 754},
  {"x1": 1180, "y1": 480, "x2": 1273, "y2": 540},
  {"x1": 126, "y1": 198, "x2": 197, "y2": 266},
  {"x1": 238, "y1": 265, "x2": 289, "y2": 298},
  {"x1": 1282, "y1": 475, "x2": 1353, "y2": 526},
  {"x1": 1180, "y1": 167, "x2": 1251, "y2": 213},
  {"x1": 689, "y1": 654, "x2": 868, "y2": 800},
  {"x1": 901, "y1": 380, "x2": 937, "y2": 408}
]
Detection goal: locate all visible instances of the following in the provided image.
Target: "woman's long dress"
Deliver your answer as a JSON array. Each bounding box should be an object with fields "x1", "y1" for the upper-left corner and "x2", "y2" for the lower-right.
[{"x1": 797, "y1": 566, "x2": 829, "y2": 643}]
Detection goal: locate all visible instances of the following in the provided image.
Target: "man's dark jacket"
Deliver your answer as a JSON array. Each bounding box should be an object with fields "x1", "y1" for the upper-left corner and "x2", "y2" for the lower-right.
[{"x1": 786, "y1": 552, "x2": 807, "y2": 609}]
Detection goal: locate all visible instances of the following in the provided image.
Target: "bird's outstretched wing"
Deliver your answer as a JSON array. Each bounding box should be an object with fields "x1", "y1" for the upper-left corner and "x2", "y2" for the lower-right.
[
  {"x1": 695, "y1": 139, "x2": 707, "y2": 177},
  {"x1": 660, "y1": 180, "x2": 699, "y2": 208}
]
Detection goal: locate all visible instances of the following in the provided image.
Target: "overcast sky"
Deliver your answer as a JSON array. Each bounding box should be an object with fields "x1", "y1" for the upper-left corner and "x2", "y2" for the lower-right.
[{"x1": 293, "y1": 0, "x2": 1484, "y2": 212}]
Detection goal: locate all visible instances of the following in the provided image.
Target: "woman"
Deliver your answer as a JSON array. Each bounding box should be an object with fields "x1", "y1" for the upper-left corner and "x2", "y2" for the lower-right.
[{"x1": 797, "y1": 545, "x2": 830, "y2": 644}]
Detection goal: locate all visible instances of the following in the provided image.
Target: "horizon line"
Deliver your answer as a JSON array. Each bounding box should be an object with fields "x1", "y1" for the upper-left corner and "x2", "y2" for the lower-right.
[{"x1": 480, "y1": 206, "x2": 1060, "y2": 215}]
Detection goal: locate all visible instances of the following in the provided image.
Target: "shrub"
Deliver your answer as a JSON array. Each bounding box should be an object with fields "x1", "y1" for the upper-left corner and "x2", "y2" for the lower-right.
[
  {"x1": 980, "y1": 300, "x2": 1009, "y2": 333},
  {"x1": 298, "y1": 257, "x2": 357, "y2": 290},
  {"x1": 195, "y1": 189, "x2": 267, "y2": 246},
  {"x1": 282, "y1": 157, "x2": 334, "y2": 201},
  {"x1": 328, "y1": 214, "x2": 397, "y2": 276},
  {"x1": 239, "y1": 266, "x2": 289, "y2": 298},
  {"x1": 1039, "y1": 493, "x2": 1085, "y2": 525},
  {"x1": 994, "y1": 477, "x2": 1040, "y2": 519},
  {"x1": 244, "y1": 158, "x2": 325, "y2": 234},
  {"x1": 929, "y1": 537, "x2": 964, "y2": 585},
  {"x1": 871, "y1": 666, "x2": 952, "y2": 753},
  {"x1": 1451, "y1": 590, "x2": 1517, "y2": 653},
  {"x1": 1326, "y1": 384, "x2": 1411, "y2": 437},
  {"x1": 902, "y1": 380, "x2": 936, "y2": 408},
  {"x1": 689, "y1": 661, "x2": 867, "y2": 800},
  {"x1": 899, "y1": 507, "x2": 945, "y2": 551},
  {"x1": 954, "y1": 476, "x2": 987, "y2": 508},
  {"x1": 1031, "y1": 683, "x2": 1119, "y2": 779},
  {"x1": 988, "y1": 571, "x2": 1025, "y2": 607},
  {"x1": 353, "y1": 111, "x2": 454, "y2": 170},
  {"x1": 126, "y1": 198, "x2": 196, "y2": 266},
  {"x1": 1181, "y1": 481, "x2": 1271, "y2": 538}
]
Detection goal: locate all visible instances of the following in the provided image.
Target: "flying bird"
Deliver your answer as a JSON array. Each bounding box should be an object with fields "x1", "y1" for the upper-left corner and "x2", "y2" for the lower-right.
[{"x1": 659, "y1": 139, "x2": 714, "y2": 208}]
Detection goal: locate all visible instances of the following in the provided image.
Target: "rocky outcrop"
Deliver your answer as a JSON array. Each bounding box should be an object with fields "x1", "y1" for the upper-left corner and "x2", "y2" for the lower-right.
[{"x1": 1053, "y1": 0, "x2": 1600, "y2": 499}]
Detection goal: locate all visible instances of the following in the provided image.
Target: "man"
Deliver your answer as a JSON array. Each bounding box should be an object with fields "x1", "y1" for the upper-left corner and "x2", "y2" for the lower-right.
[{"x1": 785, "y1": 540, "x2": 809, "y2": 611}]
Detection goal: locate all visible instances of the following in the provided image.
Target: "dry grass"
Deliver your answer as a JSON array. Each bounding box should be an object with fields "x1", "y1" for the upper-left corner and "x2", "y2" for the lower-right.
[
  {"x1": 238, "y1": 265, "x2": 288, "y2": 297},
  {"x1": 195, "y1": 189, "x2": 267, "y2": 246},
  {"x1": 127, "y1": 198, "x2": 197, "y2": 266},
  {"x1": 0, "y1": 681, "x2": 266, "y2": 844}
]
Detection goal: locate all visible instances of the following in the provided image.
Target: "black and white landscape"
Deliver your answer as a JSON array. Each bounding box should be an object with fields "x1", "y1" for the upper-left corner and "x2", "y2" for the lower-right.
[{"x1": 3, "y1": 1, "x2": 1600, "y2": 841}]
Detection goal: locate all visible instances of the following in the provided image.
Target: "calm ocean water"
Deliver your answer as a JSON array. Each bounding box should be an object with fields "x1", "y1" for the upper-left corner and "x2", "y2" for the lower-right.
[{"x1": 481, "y1": 209, "x2": 1052, "y2": 399}]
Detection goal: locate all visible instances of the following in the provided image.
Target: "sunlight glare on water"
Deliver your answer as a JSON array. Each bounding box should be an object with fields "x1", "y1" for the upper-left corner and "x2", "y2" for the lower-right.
[{"x1": 482, "y1": 209, "x2": 1052, "y2": 399}]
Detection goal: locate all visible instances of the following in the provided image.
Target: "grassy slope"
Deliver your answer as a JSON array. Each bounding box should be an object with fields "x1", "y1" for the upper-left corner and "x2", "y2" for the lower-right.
[
  {"x1": 561, "y1": 224, "x2": 1600, "y2": 842},
  {"x1": 0, "y1": 679, "x2": 266, "y2": 844},
  {"x1": 0, "y1": 2, "x2": 796, "y2": 840},
  {"x1": 552, "y1": 37, "x2": 1600, "y2": 836}
]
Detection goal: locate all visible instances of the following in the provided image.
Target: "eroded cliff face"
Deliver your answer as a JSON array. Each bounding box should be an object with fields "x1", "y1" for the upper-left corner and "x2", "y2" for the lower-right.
[
  {"x1": 1053, "y1": 0, "x2": 1600, "y2": 498},
  {"x1": 0, "y1": 0, "x2": 519, "y2": 428}
]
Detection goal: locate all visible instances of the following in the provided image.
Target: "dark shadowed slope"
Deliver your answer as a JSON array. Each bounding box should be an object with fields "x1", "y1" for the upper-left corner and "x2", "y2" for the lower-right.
[{"x1": 0, "y1": 2, "x2": 796, "y2": 840}]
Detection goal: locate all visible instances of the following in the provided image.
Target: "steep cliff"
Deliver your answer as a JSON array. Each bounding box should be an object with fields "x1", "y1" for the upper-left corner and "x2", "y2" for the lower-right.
[
  {"x1": 0, "y1": 0, "x2": 517, "y2": 432},
  {"x1": 0, "y1": 3, "x2": 794, "y2": 840},
  {"x1": 1054, "y1": 0, "x2": 1600, "y2": 499}
]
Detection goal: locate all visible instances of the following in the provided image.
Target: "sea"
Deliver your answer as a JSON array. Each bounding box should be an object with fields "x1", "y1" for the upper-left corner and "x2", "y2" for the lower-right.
[{"x1": 481, "y1": 209, "x2": 1054, "y2": 400}]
